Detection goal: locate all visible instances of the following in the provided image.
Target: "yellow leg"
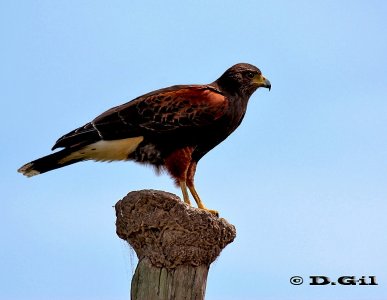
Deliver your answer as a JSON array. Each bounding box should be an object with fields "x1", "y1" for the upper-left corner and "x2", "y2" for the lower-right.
[
  {"x1": 179, "y1": 180, "x2": 191, "y2": 205},
  {"x1": 188, "y1": 184, "x2": 219, "y2": 217}
]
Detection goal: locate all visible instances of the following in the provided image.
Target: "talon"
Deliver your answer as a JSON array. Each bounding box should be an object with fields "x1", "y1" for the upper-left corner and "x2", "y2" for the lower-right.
[{"x1": 203, "y1": 208, "x2": 219, "y2": 217}]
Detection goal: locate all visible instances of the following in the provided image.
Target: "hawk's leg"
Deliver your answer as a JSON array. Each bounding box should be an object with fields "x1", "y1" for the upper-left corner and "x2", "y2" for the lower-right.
[
  {"x1": 179, "y1": 180, "x2": 191, "y2": 205},
  {"x1": 165, "y1": 147, "x2": 194, "y2": 206},
  {"x1": 165, "y1": 148, "x2": 218, "y2": 216},
  {"x1": 187, "y1": 162, "x2": 219, "y2": 217}
]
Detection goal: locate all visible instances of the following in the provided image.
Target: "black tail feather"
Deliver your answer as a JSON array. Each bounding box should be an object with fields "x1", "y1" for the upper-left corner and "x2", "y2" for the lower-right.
[{"x1": 18, "y1": 148, "x2": 83, "y2": 177}]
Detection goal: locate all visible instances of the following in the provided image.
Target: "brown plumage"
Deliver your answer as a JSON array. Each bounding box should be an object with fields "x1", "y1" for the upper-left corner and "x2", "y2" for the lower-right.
[{"x1": 18, "y1": 63, "x2": 271, "y2": 215}]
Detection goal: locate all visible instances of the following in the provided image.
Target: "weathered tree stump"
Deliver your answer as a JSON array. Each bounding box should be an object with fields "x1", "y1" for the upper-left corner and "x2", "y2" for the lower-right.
[{"x1": 115, "y1": 190, "x2": 236, "y2": 300}]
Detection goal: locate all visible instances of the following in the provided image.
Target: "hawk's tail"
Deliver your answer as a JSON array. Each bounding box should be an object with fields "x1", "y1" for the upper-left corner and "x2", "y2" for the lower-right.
[{"x1": 17, "y1": 148, "x2": 84, "y2": 177}]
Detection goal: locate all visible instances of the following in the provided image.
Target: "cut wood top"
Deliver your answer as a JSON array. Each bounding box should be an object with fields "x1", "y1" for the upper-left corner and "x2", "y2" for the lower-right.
[{"x1": 115, "y1": 190, "x2": 236, "y2": 269}]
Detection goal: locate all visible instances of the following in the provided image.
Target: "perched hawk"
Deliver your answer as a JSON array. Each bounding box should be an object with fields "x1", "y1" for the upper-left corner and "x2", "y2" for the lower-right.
[{"x1": 18, "y1": 63, "x2": 271, "y2": 216}]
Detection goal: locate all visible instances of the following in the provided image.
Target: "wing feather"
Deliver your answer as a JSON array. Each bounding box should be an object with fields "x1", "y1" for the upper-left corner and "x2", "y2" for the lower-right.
[{"x1": 52, "y1": 85, "x2": 227, "y2": 150}]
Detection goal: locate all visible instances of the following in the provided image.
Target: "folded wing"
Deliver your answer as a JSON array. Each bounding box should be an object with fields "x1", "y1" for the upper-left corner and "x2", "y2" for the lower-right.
[{"x1": 52, "y1": 85, "x2": 228, "y2": 150}]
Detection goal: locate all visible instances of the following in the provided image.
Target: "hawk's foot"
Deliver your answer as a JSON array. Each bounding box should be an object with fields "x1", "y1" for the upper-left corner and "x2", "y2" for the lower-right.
[{"x1": 202, "y1": 208, "x2": 219, "y2": 217}]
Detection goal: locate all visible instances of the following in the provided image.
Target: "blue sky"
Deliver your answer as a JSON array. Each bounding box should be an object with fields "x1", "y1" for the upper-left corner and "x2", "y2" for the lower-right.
[{"x1": 1, "y1": 1, "x2": 386, "y2": 299}]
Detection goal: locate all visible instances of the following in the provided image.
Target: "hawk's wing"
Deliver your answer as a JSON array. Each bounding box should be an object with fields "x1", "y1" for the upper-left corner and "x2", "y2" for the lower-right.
[{"x1": 52, "y1": 85, "x2": 228, "y2": 150}]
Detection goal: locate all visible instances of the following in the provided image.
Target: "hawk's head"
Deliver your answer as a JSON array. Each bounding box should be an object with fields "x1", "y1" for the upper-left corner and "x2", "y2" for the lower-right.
[{"x1": 215, "y1": 63, "x2": 271, "y2": 98}]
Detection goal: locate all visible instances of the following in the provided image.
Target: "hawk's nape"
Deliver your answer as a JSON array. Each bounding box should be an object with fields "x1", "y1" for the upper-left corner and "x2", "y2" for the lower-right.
[{"x1": 18, "y1": 63, "x2": 271, "y2": 216}]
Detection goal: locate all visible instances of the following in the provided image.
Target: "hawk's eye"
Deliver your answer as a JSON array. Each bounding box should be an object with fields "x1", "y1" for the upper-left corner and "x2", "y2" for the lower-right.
[{"x1": 246, "y1": 71, "x2": 255, "y2": 79}]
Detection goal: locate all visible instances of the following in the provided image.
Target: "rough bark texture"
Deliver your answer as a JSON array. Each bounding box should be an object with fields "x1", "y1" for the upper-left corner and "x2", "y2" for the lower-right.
[
  {"x1": 131, "y1": 257, "x2": 209, "y2": 300},
  {"x1": 115, "y1": 189, "x2": 236, "y2": 300}
]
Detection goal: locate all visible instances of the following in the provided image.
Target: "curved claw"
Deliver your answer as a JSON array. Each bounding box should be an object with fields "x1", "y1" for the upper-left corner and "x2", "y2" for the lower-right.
[{"x1": 203, "y1": 208, "x2": 219, "y2": 217}]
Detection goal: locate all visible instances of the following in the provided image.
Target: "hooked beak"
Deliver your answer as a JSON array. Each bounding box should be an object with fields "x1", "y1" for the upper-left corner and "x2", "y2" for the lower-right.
[
  {"x1": 253, "y1": 74, "x2": 271, "y2": 91},
  {"x1": 264, "y1": 78, "x2": 271, "y2": 91}
]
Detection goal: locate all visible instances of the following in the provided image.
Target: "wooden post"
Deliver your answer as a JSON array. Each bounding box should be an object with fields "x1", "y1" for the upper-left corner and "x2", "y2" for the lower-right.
[{"x1": 115, "y1": 190, "x2": 236, "y2": 300}]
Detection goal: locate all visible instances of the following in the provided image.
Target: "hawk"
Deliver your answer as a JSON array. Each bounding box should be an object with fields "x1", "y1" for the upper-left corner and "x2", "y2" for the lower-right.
[{"x1": 18, "y1": 63, "x2": 271, "y2": 216}]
